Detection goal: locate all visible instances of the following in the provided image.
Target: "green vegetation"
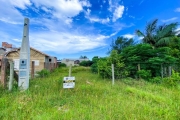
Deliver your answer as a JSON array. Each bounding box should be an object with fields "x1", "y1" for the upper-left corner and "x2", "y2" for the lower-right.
[
  {"x1": 79, "y1": 60, "x2": 93, "y2": 67},
  {"x1": 1, "y1": 18, "x2": 180, "y2": 119},
  {"x1": 92, "y1": 19, "x2": 180, "y2": 83},
  {"x1": 37, "y1": 69, "x2": 50, "y2": 78},
  {"x1": 0, "y1": 67, "x2": 180, "y2": 119},
  {"x1": 58, "y1": 63, "x2": 67, "y2": 67}
]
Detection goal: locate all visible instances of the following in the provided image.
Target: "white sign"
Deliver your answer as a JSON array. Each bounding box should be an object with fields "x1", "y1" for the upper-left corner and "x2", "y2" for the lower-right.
[{"x1": 63, "y1": 77, "x2": 75, "y2": 88}]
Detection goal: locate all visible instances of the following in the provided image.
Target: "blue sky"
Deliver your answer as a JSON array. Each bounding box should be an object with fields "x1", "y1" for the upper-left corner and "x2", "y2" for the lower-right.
[{"x1": 0, "y1": 0, "x2": 180, "y2": 60}]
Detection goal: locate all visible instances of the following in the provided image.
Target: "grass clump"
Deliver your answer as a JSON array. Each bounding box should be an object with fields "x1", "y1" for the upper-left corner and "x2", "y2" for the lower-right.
[{"x1": 37, "y1": 69, "x2": 50, "y2": 78}]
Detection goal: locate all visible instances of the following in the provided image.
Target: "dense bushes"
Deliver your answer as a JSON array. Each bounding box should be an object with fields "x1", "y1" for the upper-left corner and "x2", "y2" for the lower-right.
[
  {"x1": 79, "y1": 61, "x2": 93, "y2": 67},
  {"x1": 137, "y1": 70, "x2": 151, "y2": 80},
  {"x1": 58, "y1": 63, "x2": 66, "y2": 67},
  {"x1": 37, "y1": 69, "x2": 50, "y2": 78},
  {"x1": 91, "y1": 50, "x2": 128, "y2": 79}
]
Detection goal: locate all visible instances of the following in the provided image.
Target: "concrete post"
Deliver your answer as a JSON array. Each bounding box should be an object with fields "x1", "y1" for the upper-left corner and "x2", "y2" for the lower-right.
[
  {"x1": 18, "y1": 18, "x2": 30, "y2": 90},
  {"x1": 69, "y1": 64, "x2": 72, "y2": 77},
  {"x1": 9, "y1": 61, "x2": 14, "y2": 91},
  {"x1": 112, "y1": 64, "x2": 114, "y2": 85}
]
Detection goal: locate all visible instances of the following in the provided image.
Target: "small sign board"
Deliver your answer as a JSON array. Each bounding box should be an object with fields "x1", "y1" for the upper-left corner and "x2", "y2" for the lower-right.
[
  {"x1": 20, "y1": 59, "x2": 27, "y2": 69},
  {"x1": 63, "y1": 77, "x2": 75, "y2": 88}
]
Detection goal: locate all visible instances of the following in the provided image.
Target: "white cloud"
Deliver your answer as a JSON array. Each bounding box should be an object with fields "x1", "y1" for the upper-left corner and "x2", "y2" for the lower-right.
[
  {"x1": 108, "y1": 0, "x2": 113, "y2": 12},
  {"x1": 88, "y1": 17, "x2": 110, "y2": 24},
  {"x1": 139, "y1": 0, "x2": 144, "y2": 5},
  {"x1": 8, "y1": 0, "x2": 31, "y2": 9},
  {"x1": 41, "y1": 6, "x2": 51, "y2": 13},
  {"x1": 129, "y1": 15, "x2": 135, "y2": 19},
  {"x1": 85, "y1": 8, "x2": 110, "y2": 24},
  {"x1": 31, "y1": 0, "x2": 91, "y2": 21},
  {"x1": 175, "y1": 8, "x2": 180, "y2": 12},
  {"x1": 0, "y1": 0, "x2": 91, "y2": 25},
  {"x1": 108, "y1": 0, "x2": 125, "y2": 22},
  {"x1": 161, "y1": 17, "x2": 178, "y2": 23},
  {"x1": 85, "y1": 9, "x2": 91, "y2": 16},
  {"x1": 123, "y1": 34, "x2": 135, "y2": 39},
  {"x1": 176, "y1": 27, "x2": 180, "y2": 35},
  {"x1": 112, "y1": 5, "x2": 124, "y2": 22},
  {"x1": 0, "y1": 0, "x2": 127, "y2": 55},
  {"x1": 0, "y1": 1, "x2": 25, "y2": 24},
  {"x1": 29, "y1": 31, "x2": 108, "y2": 54}
]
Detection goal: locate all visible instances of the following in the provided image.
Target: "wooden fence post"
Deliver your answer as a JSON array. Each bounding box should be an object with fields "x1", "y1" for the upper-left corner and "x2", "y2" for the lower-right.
[
  {"x1": 49, "y1": 63, "x2": 51, "y2": 71},
  {"x1": 31, "y1": 61, "x2": 35, "y2": 79},
  {"x1": 0, "y1": 58, "x2": 8, "y2": 88}
]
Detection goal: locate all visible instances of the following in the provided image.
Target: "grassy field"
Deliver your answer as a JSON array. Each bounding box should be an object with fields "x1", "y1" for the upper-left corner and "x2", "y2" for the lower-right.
[{"x1": 0, "y1": 67, "x2": 180, "y2": 120}]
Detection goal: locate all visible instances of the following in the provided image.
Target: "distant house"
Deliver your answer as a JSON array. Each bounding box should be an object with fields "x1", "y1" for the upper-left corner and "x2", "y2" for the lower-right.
[
  {"x1": 0, "y1": 42, "x2": 15, "y2": 68},
  {"x1": 0, "y1": 48, "x2": 6, "y2": 56},
  {"x1": 5, "y1": 47, "x2": 57, "y2": 72},
  {"x1": 61, "y1": 58, "x2": 89, "y2": 66}
]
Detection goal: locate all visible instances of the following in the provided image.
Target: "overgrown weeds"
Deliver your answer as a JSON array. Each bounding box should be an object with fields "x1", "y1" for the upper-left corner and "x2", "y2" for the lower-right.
[{"x1": 0, "y1": 67, "x2": 180, "y2": 119}]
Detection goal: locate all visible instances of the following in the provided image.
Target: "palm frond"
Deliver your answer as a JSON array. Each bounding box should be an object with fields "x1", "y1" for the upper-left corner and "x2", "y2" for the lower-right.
[
  {"x1": 156, "y1": 22, "x2": 179, "y2": 40},
  {"x1": 135, "y1": 30, "x2": 145, "y2": 37},
  {"x1": 156, "y1": 37, "x2": 171, "y2": 47},
  {"x1": 146, "y1": 19, "x2": 158, "y2": 35}
]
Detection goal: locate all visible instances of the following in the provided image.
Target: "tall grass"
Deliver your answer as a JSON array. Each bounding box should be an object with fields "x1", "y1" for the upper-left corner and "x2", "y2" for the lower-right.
[{"x1": 0, "y1": 67, "x2": 180, "y2": 120}]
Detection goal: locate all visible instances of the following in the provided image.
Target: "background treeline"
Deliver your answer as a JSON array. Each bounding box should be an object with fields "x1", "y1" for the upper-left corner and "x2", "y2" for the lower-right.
[{"x1": 80, "y1": 19, "x2": 180, "y2": 86}]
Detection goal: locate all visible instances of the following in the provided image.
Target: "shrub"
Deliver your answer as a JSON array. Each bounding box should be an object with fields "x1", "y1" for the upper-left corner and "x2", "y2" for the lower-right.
[
  {"x1": 137, "y1": 70, "x2": 152, "y2": 80},
  {"x1": 58, "y1": 63, "x2": 66, "y2": 67},
  {"x1": 150, "y1": 77, "x2": 162, "y2": 84},
  {"x1": 37, "y1": 69, "x2": 50, "y2": 78},
  {"x1": 91, "y1": 63, "x2": 98, "y2": 73},
  {"x1": 79, "y1": 61, "x2": 93, "y2": 67},
  {"x1": 163, "y1": 70, "x2": 180, "y2": 87}
]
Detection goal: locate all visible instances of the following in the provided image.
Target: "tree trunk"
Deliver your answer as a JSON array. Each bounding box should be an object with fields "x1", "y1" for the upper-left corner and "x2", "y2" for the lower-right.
[
  {"x1": 164, "y1": 67, "x2": 167, "y2": 77},
  {"x1": 138, "y1": 63, "x2": 141, "y2": 79},
  {"x1": 168, "y1": 66, "x2": 172, "y2": 77},
  {"x1": 161, "y1": 64, "x2": 163, "y2": 79}
]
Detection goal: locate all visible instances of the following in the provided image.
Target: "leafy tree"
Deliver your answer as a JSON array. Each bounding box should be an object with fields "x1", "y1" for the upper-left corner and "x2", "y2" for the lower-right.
[
  {"x1": 96, "y1": 50, "x2": 127, "y2": 79},
  {"x1": 80, "y1": 55, "x2": 88, "y2": 59},
  {"x1": 91, "y1": 56, "x2": 100, "y2": 73},
  {"x1": 121, "y1": 44, "x2": 177, "y2": 78},
  {"x1": 121, "y1": 44, "x2": 154, "y2": 77},
  {"x1": 79, "y1": 61, "x2": 93, "y2": 67},
  {"x1": 109, "y1": 36, "x2": 136, "y2": 54},
  {"x1": 58, "y1": 63, "x2": 66, "y2": 67}
]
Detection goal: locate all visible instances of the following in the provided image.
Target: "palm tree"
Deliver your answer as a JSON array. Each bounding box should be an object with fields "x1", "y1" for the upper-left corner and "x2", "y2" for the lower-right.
[
  {"x1": 155, "y1": 22, "x2": 179, "y2": 47},
  {"x1": 136, "y1": 19, "x2": 158, "y2": 47},
  {"x1": 136, "y1": 19, "x2": 179, "y2": 48}
]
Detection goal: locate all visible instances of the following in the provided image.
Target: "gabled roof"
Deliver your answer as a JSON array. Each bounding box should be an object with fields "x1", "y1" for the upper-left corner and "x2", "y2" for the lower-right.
[
  {"x1": 0, "y1": 47, "x2": 6, "y2": 51},
  {"x1": 5, "y1": 47, "x2": 51, "y2": 57},
  {"x1": 30, "y1": 47, "x2": 50, "y2": 57}
]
